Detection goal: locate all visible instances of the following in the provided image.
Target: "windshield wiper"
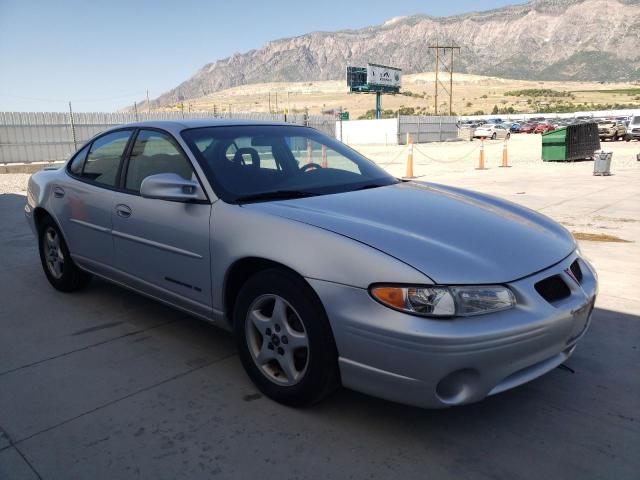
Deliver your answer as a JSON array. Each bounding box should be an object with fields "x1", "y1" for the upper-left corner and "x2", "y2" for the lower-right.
[{"x1": 236, "y1": 190, "x2": 319, "y2": 203}]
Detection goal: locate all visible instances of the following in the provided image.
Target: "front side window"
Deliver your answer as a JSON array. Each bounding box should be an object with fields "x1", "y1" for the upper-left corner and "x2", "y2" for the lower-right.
[
  {"x1": 82, "y1": 130, "x2": 132, "y2": 187},
  {"x1": 181, "y1": 125, "x2": 397, "y2": 203},
  {"x1": 125, "y1": 130, "x2": 194, "y2": 192}
]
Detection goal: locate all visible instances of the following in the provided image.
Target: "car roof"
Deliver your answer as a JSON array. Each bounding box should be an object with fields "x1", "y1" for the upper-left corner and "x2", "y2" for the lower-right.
[{"x1": 105, "y1": 119, "x2": 300, "y2": 135}]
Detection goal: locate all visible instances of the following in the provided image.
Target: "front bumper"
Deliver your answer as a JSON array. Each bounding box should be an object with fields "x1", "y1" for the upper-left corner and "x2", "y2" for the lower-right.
[{"x1": 309, "y1": 251, "x2": 597, "y2": 408}]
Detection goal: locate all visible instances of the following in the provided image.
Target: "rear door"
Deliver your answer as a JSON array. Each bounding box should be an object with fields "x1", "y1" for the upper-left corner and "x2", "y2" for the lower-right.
[
  {"x1": 111, "y1": 128, "x2": 213, "y2": 317},
  {"x1": 53, "y1": 129, "x2": 133, "y2": 272}
]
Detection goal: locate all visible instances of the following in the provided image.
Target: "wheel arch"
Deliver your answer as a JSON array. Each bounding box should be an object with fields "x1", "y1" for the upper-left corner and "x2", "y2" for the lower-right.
[
  {"x1": 223, "y1": 257, "x2": 321, "y2": 328},
  {"x1": 33, "y1": 206, "x2": 55, "y2": 233}
]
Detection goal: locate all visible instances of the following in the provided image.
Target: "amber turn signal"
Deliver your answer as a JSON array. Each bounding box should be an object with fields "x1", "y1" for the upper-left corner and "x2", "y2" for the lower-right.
[{"x1": 370, "y1": 286, "x2": 406, "y2": 309}]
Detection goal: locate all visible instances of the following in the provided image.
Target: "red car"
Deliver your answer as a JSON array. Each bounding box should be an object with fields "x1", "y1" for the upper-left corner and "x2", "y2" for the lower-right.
[
  {"x1": 519, "y1": 122, "x2": 538, "y2": 133},
  {"x1": 533, "y1": 123, "x2": 556, "y2": 134}
]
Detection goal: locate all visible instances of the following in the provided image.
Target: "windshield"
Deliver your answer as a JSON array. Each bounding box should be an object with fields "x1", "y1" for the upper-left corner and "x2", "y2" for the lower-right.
[
  {"x1": 631, "y1": 116, "x2": 640, "y2": 126},
  {"x1": 181, "y1": 125, "x2": 398, "y2": 203}
]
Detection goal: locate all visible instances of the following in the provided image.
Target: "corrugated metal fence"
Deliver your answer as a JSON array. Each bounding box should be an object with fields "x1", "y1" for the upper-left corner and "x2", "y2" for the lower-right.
[
  {"x1": 0, "y1": 111, "x2": 336, "y2": 164},
  {"x1": 398, "y1": 115, "x2": 458, "y2": 144}
]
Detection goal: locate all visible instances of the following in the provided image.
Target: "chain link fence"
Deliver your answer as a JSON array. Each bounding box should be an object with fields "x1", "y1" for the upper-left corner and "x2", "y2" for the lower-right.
[{"x1": 0, "y1": 111, "x2": 336, "y2": 164}]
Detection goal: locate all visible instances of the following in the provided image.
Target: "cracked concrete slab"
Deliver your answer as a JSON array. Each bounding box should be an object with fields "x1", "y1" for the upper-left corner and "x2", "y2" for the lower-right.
[{"x1": 1, "y1": 136, "x2": 639, "y2": 479}]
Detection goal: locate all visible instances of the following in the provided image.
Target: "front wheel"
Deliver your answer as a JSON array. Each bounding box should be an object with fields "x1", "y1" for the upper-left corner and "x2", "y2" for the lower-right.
[
  {"x1": 491, "y1": 132, "x2": 497, "y2": 140},
  {"x1": 38, "y1": 216, "x2": 91, "y2": 292},
  {"x1": 234, "y1": 269, "x2": 339, "y2": 406}
]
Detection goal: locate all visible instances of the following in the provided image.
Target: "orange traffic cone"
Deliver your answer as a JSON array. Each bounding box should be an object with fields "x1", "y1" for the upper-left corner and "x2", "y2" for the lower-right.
[
  {"x1": 307, "y1": 140, "x2": 312, "y2": 164},
  {"x1": 321, "y1": 144, "x2": 327, "y2": 168},
  {"x1": 500, "y1": 137, "x2": 511, "y2": 168},
  {"x1": 476, "y1": 138, "x2": 486, "y2": 170}
]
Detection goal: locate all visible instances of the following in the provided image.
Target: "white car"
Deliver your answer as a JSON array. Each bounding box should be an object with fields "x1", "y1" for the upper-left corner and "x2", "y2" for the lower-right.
[{"x1": 473, "y1": 124, "x2": 511, "y2": 140}]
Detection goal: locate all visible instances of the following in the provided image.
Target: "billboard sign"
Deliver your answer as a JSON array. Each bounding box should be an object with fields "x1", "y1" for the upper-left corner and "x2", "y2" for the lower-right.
[{"x1": 366, "y1": 64, "x2": 402, "y2": 88}]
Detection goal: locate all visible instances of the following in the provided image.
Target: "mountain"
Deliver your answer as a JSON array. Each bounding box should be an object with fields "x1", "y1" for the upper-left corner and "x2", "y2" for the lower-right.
[{"x1": 149, "y1": 0, "x2": 640, "y2": 107}]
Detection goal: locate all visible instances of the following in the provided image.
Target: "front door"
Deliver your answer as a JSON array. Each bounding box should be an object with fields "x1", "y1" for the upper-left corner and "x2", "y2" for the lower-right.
[{"x1": 111, "y1": 129, "x2": 212, "y2": 318}]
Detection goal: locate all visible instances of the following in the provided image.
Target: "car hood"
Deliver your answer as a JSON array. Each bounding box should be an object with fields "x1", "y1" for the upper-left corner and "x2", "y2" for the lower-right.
[{"x1": 244, "y1": 182, "x2": 575, "y2": 284}]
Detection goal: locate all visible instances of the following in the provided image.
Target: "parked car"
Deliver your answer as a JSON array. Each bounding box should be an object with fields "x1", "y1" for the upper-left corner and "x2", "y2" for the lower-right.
[
  {"x1": 25, "y1": 120, "x2": 597, "y2": 409},
  {"x1": 597, "y1": 121, "x2": 627, "y2": 141},
  {"x1": 625, "y1": 115, "x2": 640, "y2": 141},
  {"x1": 533, "y1": 122, "x2": 556, "y2": 134},
  {"x1": 509, "y1": 122, "x2": 522, "y2": 133},
  {"x1": 473, "y1": 123, "x2": 511, "y2": 139},
  {"x1": 520, "y1": 122, "x2": 539, "y2": 134}
]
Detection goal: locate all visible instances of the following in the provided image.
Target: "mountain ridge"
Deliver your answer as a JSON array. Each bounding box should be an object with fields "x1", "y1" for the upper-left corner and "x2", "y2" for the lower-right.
[{"x1": 148, "y1": 0, "x2": 640, "y2": 108}]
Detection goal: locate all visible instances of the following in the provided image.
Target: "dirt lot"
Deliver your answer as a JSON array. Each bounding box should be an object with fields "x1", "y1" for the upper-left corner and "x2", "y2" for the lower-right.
[
  {"x1": 152, "y1": 72, "x2": 639, "y2": 117},
  {"x1": 1, "y1": 134, "x2": 639, "y2": 479}
]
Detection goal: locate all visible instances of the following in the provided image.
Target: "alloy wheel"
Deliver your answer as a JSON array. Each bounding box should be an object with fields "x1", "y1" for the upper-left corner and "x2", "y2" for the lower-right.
[
  {"x1": 245, "y1": 294, "x2": 309, "y2": 386},
  {"x1": 44, "y1": 227, "x2": 64, "y2": 279}
]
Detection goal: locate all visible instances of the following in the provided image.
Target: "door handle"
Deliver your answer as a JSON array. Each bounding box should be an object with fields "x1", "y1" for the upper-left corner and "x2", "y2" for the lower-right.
[
  {"x1": 115, "y1": 204, "x2": 132, "y2": 218},
  {"x1": 53, "y1": 187, "x2": 65, "y2": 198}
]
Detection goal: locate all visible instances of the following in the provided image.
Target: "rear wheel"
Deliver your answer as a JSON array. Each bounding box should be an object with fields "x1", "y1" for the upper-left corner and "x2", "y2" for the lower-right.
[
  {"x1": 38, "y1": 216, "x2": 91, "y2": 292},
  {"x1": 234, "y1": 268, "x2": 339, "y2": 406},
  {"x1": 491, "y1": 132, "x2": 497, "y2": 140}
]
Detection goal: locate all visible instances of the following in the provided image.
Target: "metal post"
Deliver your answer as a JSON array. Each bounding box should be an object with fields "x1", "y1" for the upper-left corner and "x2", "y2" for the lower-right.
[
  {"x1": 68, "y1": 101, "x2": 77, "y2": 151},
  {"x1": 375, "y1": 92, "x2": 382, "y2": 119},
  {"x1": 275, "y1": 92, "x2": 278, "y2": 113},
  {"x1": 449, "y1": 49, "x2": 454, "y2": 116},
  {"x1": 434, "y1": 46, "x2": 439, "y2": 115},
  {"x1": 268, "y1": 92, "x2": 271, "y2": 113},
  {"x1": 339, "y1": 106, "x2": 343, "y2": 142},
  {"x1": 304, "y1": 107, "x2": 309, "y2": 127},
  {"x1": 134, "y1": 101, "x2": 139, "y2": 122},
  {"x1": 287, "y1": 91, "x2": 291, "y2": 114},
  {"x1": 146, "y1": 89, "x2": 150, "y2": 114}
]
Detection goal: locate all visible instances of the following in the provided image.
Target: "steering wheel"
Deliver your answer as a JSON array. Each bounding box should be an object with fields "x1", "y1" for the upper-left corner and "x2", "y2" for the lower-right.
[{"x1": 300, "y1": 162, "x2": 323, "y2": 172}]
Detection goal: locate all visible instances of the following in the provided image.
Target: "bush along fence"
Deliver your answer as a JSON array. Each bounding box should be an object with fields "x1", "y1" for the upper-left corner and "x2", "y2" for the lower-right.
[{"x1": 0, "y1": 111, "x2": 336, "y2": 164}]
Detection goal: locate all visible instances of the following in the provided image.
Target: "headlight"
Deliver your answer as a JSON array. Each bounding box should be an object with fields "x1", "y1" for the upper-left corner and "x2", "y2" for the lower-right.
[{"x1": 370, "y1": 285, "x2": 516, "y2": 318}]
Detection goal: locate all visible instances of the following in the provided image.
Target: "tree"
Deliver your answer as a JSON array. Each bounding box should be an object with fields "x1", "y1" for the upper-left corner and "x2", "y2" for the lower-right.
[{"x1": 491, "y1": 105, "x2": 499, "y2": 114}]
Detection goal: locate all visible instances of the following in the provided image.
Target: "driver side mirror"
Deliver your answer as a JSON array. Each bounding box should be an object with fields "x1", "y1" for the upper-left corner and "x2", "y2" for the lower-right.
[{"x1": 140, "y1": 173, "x2": 206, "y2": 202}]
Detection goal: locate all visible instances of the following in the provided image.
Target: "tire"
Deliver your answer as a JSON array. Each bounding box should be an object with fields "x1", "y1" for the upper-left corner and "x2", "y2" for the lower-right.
[
  {"x1": 506, "y1": 133, "x2": 511, "y2": 140},
  {"x1": 38, "y1": 215, "x2": 91, "y2": 292},
  {"x1": 233, "y1": 268, "x2": 339, "y2": 406},
  {"x1": 491, "y1": 132, "x2": 497, "y2": 140}
]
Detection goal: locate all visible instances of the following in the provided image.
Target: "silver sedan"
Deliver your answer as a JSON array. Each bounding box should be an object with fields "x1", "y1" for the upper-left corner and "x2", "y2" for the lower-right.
[{"x1": 25, "y1": 120, "x2": 597, "y2": 408}]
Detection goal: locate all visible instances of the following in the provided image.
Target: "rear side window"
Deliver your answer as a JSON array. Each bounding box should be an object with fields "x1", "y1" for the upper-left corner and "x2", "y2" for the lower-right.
[
  {"x1": 125, "y1": 130, "x2": 194, "y2": 192},
  {"x1": 82, "y1": 130, "x2": 132, "y2": 187},
  {"x1": 68, "y1": 144, "x2": 90, "y2": 175}
]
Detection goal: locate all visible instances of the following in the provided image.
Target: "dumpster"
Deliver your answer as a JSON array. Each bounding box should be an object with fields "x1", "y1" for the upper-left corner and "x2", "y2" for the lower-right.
[
  {"x1": 593, "y1": 151, "x2": 612, "y2": 176},
  {"x1": 542, "y1": 122, "x2": 601, "y2": 161},
  {"x1": 541, "y1": 128, "x2": 567, "y2": 161}
]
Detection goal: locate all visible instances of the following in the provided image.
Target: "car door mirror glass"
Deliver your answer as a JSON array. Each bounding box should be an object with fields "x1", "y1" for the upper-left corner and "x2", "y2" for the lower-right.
[{"x1": 140, "y1": 173, "x2": 205, "y2": 202}]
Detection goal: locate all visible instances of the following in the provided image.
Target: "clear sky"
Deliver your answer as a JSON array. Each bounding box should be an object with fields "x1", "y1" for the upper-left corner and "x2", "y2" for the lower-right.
[{"x1": 0, "y1": 0, "x2": 521, "y2": 112}]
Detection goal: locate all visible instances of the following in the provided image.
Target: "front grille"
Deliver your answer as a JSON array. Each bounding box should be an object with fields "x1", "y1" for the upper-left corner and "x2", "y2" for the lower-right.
[
  {"x1": 569, "y1": 260, "x2": 583, "y2": 283},
  {"x1": 535, "y1": 275, "x2": 571, "y2": 303}
]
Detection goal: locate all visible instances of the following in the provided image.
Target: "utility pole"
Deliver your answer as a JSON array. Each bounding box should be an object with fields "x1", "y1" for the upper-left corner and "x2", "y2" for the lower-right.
[
  {"x1": 68, "y1": 101, "x2": 77, "y2": 150},
  {"x1": 428, "y1": 43, "x2": 460, "y2": 115},
  {"x1": 146, "y1": 89, "x2": 150, "y2": 113},
  {"x1": 134, "y1": 101, "x2": 139, "y2": 121}
]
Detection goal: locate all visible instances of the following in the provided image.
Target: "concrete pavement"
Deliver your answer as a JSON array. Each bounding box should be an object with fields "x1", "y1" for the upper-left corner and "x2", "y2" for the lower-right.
[{"x1": 0, "y1": 137, "x2": 639, "y2": 479}]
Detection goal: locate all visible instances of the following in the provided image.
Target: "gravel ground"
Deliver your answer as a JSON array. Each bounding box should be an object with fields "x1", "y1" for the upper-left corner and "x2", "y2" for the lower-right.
[{"x1": 0, "y1": 174, "x2": 30, "y2": 195}]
